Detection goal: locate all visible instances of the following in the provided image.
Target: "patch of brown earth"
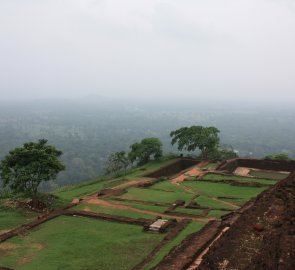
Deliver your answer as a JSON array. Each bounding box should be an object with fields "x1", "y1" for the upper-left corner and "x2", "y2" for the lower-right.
[
  {"x1": 171, "y1": 162, "x2": 208, "y2": 184},
  {"x1": 0, "y1": 230, "x2": 10, "y2": 236},
  {"x1": 234, "y1": 167, "x2": 251, "y2": 176},
  {"x1": 171, "y1": 174, "x2": 188, "y2": 184},
  {"x1": 0, "y1": 243, "x2": 18, "y2": 252},
  {"x1": 15, "y1": 241, "x2": 45, "y2": 267}
]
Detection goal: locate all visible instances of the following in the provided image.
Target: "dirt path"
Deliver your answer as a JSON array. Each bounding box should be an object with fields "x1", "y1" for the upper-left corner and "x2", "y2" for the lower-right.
[
  {"x1": 211, "y1": 197, "x2": 239, "y2": 209},
  {"x1": 178, "y1": 184, "x2": 196, "y2": 194},
  {"x1": 171, "y1": 161, "x2": 209, "y2": 184},
  {"x1": 83, "y1": 199, "x2": 215, "y2": 222},
  {"x1": 186, "y1": 168, "x2": 203, "y2": 177},
  {"x1": 171, "y1": 174, "x2": 188, "y2": 184}
]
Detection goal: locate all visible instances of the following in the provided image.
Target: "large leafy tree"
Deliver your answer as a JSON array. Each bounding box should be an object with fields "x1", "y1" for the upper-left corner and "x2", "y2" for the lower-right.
[
  {"x1": 128, "y1": 138, "x2": 163, "y2": 165},
  {"x1": 207, "y1": 147, "x2": 238, "y2": 161},
  {"x1": 104, "y1": 151, "x2": 130, "y2": 175},
  {"x1": 0, "y1": 139, "x2": 65, "y2": 196},
  {"x1": 170, "y1": 126, "x2": 220, "y2": 159}
]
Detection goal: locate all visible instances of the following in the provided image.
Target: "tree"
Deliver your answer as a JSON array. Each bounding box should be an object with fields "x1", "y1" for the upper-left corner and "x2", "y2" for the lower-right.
[
  {"x1": 0, "y1": 139, "x2": 65, "y2": 196},
  {"x1": 104, "y1": 151, "x2": 130, "y2": 175},
  {"x1": 207, "y1": 147, "x2": 239, "y2": 161},
  {"x1": 170, "y1": 126, "x2": 220, "y2": 159},
  {"x1": 264, "y1": 153, "x2": 292, "y2": 161},
  {"x1": 128, "y1": 138, "x2": 163, "y2": 165}
]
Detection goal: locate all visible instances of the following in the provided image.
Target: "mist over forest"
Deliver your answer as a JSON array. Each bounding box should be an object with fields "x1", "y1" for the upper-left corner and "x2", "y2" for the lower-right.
[{"x1": 0, "y1": 97, "x2": 294, "y2": 190}]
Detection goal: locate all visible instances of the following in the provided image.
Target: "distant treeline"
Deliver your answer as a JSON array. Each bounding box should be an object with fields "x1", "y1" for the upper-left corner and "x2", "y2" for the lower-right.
[{"x1": 0, "y1": 98, "x2": 294, "y2": 190}]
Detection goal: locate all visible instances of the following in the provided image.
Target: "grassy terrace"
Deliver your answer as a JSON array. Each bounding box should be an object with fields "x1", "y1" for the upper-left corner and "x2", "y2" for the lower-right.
[
  {"x1": 203, "y1": 173, "x2": 277, "y2": 185},
  {"x1": 119, "y1": 185, "x2": 193, "y2": 204},
  {"x1": 186, "y1": 180, "x2": 269, "y2": 206},
  {"x1": 1, "y1": 158, "x2": 284, "y2": 270},
  {"x1": 0, "y1": 216, "x2": 165, "y2": 270},
  {"x1": 72, "y1": 203, "x2": 156, "y2": 219},
  {"x1": 248, "y1": 170, "x2": 289, "y2": 180},
  {"x1": 54, "y1": 157, "x2": 176, "y2": 201},
  {"x1": 0, "y1": 206, "x2": 36, "y2": 233}
]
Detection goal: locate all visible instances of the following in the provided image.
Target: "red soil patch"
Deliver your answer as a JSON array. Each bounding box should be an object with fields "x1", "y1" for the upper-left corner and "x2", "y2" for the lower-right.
[
  {"x1": 186, "y1": 168, "x2": 203, "y2": 177},
  {"x1": 171, "y1": 161, "x2": 208, "y2": 184},
  {"x1": 171, "y1": 174, "x2": 187, "y2": 184}
]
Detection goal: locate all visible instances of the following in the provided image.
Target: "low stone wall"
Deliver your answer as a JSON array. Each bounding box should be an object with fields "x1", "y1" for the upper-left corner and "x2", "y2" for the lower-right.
[
  {"x1": 218, "y1": 158, "x2": 295, "y2": 173},
  {"x1": 0, "y1": 204, "x2": 76, "y2": 243},
  {"x1": 0, "y1": 206, "x2": 152, "y2": 244},
  {"x1": 132, "y1": 219, "x2": 190, "y2": 270},
  {"x1": 64, "y1": 210, "x2": 152, "y2": 226},
  {"x1": 143, "y1": 158, "x2": 199, "y2": 178}
]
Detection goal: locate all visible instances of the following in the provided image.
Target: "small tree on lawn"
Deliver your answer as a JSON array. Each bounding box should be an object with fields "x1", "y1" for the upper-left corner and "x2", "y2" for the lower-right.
[
  {"x1": 0, "y1": 139, "x2": 65, "y2": 196},
  {"x1": 104, "y1": 151, "x2": 130, "y2": 175},
  {"x1": 128, "y1": 137, "x2": 163, "y2": 166},
  {"x1": 170, "y1": 125, "x2": 220, "y2": 159}
]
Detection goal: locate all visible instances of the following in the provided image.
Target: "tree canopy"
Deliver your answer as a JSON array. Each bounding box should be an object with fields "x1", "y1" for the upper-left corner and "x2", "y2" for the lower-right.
[
  {"x1": 128, "y1": 137, "x2": 163, "y2": 165},
  {"x1": 170, "y1": 126, "x2": 220, "y2": 159},
  {"x1": 0, "y1": 139, "x2": 65, "y2": 196},
  {"x1": 104, "y1": 151, "x2": 130, "y2": 175},
  {"x1": 207, "y1": 147, "x2": 238, "y2": 161}
]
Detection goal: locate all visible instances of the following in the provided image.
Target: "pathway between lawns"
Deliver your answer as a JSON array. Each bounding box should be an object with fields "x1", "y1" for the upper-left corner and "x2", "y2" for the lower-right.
[
  {"x1": 171, "y1": 161, "x2": 209, "y2": 184},
  {"x1": 82, "y1": 198, "x2": 215, "y2": 222},
  {"x1": 211, "y1": 197, "x2": 239, "y2": 209}
]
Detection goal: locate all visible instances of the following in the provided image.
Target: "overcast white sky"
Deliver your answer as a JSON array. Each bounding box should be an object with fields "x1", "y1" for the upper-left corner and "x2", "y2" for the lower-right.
[{"x1": 0, "y1": 0, "x2": 295, "y2": 102}]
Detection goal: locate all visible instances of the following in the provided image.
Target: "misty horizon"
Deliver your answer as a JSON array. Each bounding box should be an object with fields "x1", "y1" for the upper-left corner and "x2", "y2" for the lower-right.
[{"x1": 1, "y1": 0, "x2": 295, "y2": 104}]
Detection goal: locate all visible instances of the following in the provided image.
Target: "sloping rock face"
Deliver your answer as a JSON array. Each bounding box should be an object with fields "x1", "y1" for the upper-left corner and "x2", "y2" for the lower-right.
[{"x1": 198, "y1": 172, "x2": 295, "y2": 270}]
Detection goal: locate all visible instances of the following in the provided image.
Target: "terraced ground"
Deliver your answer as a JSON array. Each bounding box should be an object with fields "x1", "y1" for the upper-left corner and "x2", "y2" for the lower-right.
[{"x1": 0, "y1": 158, "x2": 286, "y2": 270}]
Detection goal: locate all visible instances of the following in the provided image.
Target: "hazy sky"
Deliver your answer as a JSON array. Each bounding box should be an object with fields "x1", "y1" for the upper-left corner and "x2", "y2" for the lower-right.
[{"x1": 0, "y1": 0, "x2": 295, "y2": 102}]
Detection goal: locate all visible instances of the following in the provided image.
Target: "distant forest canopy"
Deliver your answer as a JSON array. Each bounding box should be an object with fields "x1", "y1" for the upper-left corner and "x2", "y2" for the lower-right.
[{"x1": 0, "y1": 97, "x2": 294, "y2": 190}]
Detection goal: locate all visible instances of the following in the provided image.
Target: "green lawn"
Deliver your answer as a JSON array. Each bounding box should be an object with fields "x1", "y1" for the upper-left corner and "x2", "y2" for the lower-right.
[
  {"x1": 171, "y1": 207, "x2": 205, "y2": 215},
  {"x1": 248, "y1": 170, "x2": 289, "y2": 180},
  {"x1": 108, "y1": 199, "x2": 169, "y2": 213},
  {"x1": 202, "y1": 173, "x2": 277, "y2": 185},
  {"x1": 120, "y1": 186, "x2": 193, "y2": 204},
  {"x1": 206, "y1": 210, "x2": 231, "y2": 218},
  {"x1": 0, "y1": 216, "x2": 165, "y2": 270},
  {"x1": 194, "y1": 196, "x2": 234, "y2": 210},
  {"x1": 54, "y1": 158, "x2": 175, "y2": 201},
  {"x1": 186, "y1": 181, "x2": 268, "y2": 206},
  {"x1": 0, "y1": 206, "x2": 36, "y2": 233}
]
